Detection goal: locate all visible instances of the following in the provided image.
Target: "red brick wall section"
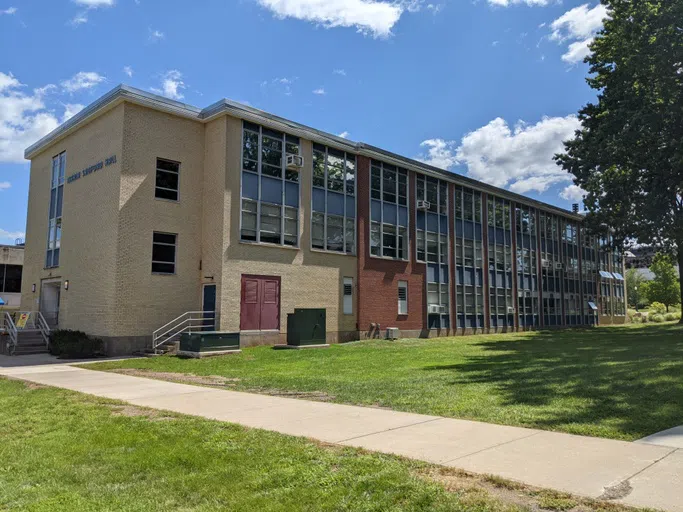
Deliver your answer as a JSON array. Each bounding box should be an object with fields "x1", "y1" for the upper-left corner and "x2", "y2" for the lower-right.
[{"x1": 356, "y1": 156, "x2": 426, "y2": 335}]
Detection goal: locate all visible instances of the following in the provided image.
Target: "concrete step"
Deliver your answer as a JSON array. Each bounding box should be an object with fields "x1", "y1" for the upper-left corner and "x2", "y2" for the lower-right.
[{"x1": 13, "y1": 347, "x2": 49, "y2": 355}]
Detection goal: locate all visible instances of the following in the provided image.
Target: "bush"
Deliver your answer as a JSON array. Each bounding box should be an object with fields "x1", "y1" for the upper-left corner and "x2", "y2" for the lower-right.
[
  {"x1": 650, "y1": 314, "x2": 665, "y2": 323},
  {"x1": 650, "y1": 302, "x2": 667, "y2": 315},
  {"x1": 664, "y1": 312, "x2": 681, "y2": 322},
  {"x1": 49, "y1": 329, "x2": 104, "y2": 359}
]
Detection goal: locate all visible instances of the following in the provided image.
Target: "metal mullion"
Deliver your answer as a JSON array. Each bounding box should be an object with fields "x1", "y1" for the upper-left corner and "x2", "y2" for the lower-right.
[
  {"x1": 379, "y1": 162, "x2": 384, "y2": 257},
  {"x1": 279, "y1": 133, "x2": 286, "y2": 246},
  {"x1": 256, "y1": 127, "x2": 263, "y2": 244}
]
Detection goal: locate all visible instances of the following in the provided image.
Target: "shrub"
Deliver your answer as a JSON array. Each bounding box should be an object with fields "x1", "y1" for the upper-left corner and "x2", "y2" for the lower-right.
[
  {"x1": 664, "y1": 313, "x2": 677, "y2": 321},
  {"x1": 650, "y1": 314, "x2": 665, "y2": 323},
  {"x1": 650, "y1": 302, "x2": 667, "y2": 315},
  {"x1": 49, "y1": 329, "x2": 104, "y2": 359}
]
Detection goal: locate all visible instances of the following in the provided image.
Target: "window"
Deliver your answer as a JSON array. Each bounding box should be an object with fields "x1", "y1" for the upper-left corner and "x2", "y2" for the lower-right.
[
  {"x1": 398, "y1": 281, "x2": 408, "y2": 315},
  {"x1": 46, "y1": 152, "x2": 65, "y2": 268},
  {"x1": 312, "y1": 144, "x2": 356, "y2": 254},
  {"x1": 487, "y1": 196, "x2": 514, "y2": 328},
  {"x1": 155, "y1": 158, "x2": 180, "y2": 201},
  {"x1": 343, "y1": 277, "x2": 353, "y2": 315},
  {"x1": 0, "y1": 264, "x2": 22, "y2": 293},
  {"x1": 370, "y1": 160, "x2": 408, "y2": 260},
  {"x1": 152, "y1": 232, "x2": 177, "y2": 274},
  {"x1": 455, "y1": 186, "x2": 484, "y2": 329},
  {"x1": 241, "y1": 122, "x2": 300, "y2": 247},
  {"x1": 515, "y1": 204, "x2": 539, "y2": 327}
]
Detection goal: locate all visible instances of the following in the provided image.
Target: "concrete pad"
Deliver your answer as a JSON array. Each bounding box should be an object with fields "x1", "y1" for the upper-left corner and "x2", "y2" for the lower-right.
[
  {"x1": 341, "y1": 417, "x2": 539, "y2": 464},
  {"x1": 449, "y1": 430, "x2": 675, "y2": 499},
  {"x1": 621, "y1": 449, "x2": 683, "y2": 512},
  {"x1": 637, "y1": 426, "x2": 683, "y2": 449}
]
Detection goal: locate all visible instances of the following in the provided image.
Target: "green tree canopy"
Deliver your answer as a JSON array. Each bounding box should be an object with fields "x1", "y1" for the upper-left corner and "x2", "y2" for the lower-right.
[
  {"x1": 647, "y1": 253, "x2": 680, "y2": 311},
  {"x1": 555, "y1": 0, "x2": 683, "y2": 322},
  {"x1": 626, "y1": 268, "x2": 647, "y2": 308}
]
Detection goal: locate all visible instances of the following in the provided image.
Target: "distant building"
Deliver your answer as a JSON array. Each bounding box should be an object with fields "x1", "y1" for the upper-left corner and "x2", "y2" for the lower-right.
[{"x1": 0, "y1": 243, "x2": 24, "y2": 330}]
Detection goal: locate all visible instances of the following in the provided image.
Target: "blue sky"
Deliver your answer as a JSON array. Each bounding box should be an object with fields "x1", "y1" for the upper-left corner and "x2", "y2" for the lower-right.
[{"x1": 0, "y1": 0, "x2": 609, "y2": 243}]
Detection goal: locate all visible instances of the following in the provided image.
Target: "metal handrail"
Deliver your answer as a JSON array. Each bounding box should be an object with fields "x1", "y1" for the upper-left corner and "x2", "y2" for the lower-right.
[
  {"x1": 35, "y1": 312, "x2": 51, "y2": 347},
  {"x1": 152, "y1": 311, "x2": 215, "y2": 353},
  {"x1": 3, "y1": 312, "x2": 18, "y2": 355}
]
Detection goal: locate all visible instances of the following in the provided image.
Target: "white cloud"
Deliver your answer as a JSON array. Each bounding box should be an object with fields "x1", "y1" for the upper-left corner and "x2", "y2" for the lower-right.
[
  {"x1": 60, "y1": 71, "x2": 106, "y2": 93},
  {"x1": 417, "y1": 115, "x2": 581, "y2": 194},
  {"x1": 333, "y1": 69, "x2": 346, "y2": 76},
  {"x1": 549, "y1": 3, "x2": 608, "y2": 64},
  {"x1": 418, "y1": 139, "x2": 458, "y2": 169},
  {"x1": 74, "y1": 0, "x2": 114, "y2": 6},
  {"x1": 149, "y1": 28, "x2": 164, "y2": 41},
  {"x1": 312, "y1": 87, "x2": 326, "y2": 95},
  {"x1": 0, "y1": 228, "x2": 25, "y2": 242},
  {"x1": 0, "y1": 181, "x2": 10, "y2": 191},
  {"x1": 151, "y1": 70, "x2": 185, "y2": 100},
  {"x1": 1, "y1": 6, "x2": 17, "y2": 15},
  {"x1": 487, "y1": 0, "x2": 550, "y2": 6},
  {"x1": 338, "y1": 131, "x2": 350, "y2": 138},
  {"x1": 560, "y1": 184, "x2": 586, "y2": 202},
  {"x1": 255, "y1": 0, "x2": 405, "y2": 38},
  {"x1": 62, "y1": 103, "x2": 85, "y2": 122},
  {"x1": 0, "y1": 72, "x2": 62, "y2": 163},
  {"x1": 123, "y1": 66, "x2": 133, "y2": 78},
  {"x1": 70, "y1": 12, "x2": 88, "y2": 25}
]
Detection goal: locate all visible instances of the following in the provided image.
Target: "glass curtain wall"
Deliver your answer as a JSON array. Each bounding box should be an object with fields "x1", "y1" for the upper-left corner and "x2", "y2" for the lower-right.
[
  {"x1": 540, "y1": 212, "x2": 562, "y2": 326},
  {"x1": 562, "y1": 221, "x2": 581, "y2": 325},
  {"x1": 370, "y1": 161, "x2": 408, "y2": 259},
  {"x1": 515, "y1": 204, "x2": 539, "y2": 327},
  {"x1": 581, "y1": 230, "x2": 599, "y2": 325},
  {"x1": 487, "y1": 196, "x2": 514, "y2": 328},
  {"x1": 455, "y1": 187, "x2": 484, "y2": 329},
  {"x1": 416, "y1": 175, "x2": 449, "y2": 328}
]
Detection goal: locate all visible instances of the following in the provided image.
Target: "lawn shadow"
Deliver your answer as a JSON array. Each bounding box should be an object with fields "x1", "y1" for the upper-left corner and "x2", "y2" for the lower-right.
[{"x1": 423, "y1": 324, "x2": 683, "y2": 439}]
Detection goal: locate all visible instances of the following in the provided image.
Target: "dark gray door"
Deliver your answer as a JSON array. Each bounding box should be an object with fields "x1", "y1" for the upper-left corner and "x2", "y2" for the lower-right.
[{"x1": 202, "y1": 284, "x2": 216, "y2": 331}]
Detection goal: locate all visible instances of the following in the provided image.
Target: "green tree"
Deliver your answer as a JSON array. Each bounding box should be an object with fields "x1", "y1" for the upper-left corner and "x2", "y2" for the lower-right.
[
  {"x1": 647, "y1": 253, "x2": 680, "y2": 312},
  {"x1": 554, "y1": 0, "x2": 683, "y2": 324},
  {"x1": 626, "y1": 268, "x2": 647, "y2": 309}
]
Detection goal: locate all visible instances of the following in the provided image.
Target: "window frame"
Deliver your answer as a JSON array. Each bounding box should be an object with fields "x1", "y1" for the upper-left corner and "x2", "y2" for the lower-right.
[
  {"x1": 398, "y1": 280, "x2": 408, "y2": 315},
  {"x1": 342, "y1": 277, "x2": 353, "y2": 315},
  {"x1": 45, "y1": 151, "x2": 65, "y2": 269},
  {"x1": 154, "y1": 157, "x2": 181, "y2": 202},
  {"x1": 239, "y1": 122, "x2": 302, "y2": 248},
  {"x1": 310, "y1": 144, "x2": 357, "y2": 255},
  {"x1": 151, "y1": 231, "x2": 178, "y2": 275},
  {"x1": 369, "y1": 160, "x2": 409, "y2": 261}
]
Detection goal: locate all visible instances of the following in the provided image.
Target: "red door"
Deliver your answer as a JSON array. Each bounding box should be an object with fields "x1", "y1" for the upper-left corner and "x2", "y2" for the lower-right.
[{"x1": 240, "y1": 275, "x2": 281, "y2": 330}]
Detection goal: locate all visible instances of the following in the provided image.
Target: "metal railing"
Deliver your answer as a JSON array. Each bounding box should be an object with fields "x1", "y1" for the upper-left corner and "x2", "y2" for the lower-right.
[
  {"x1": 151, "y1": 311, "x2": 215, "y2": 353},
  {"x1": 3, "y1": 312, "x2": 18, "y2": 355},
  {"x1": 2, "y1": 311, "x2": 50, "y2": 355}
]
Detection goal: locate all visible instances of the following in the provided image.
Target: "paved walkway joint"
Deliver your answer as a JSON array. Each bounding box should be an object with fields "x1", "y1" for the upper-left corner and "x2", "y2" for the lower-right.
[{"x1": 0, "y1": 357, "x2": 680, "y2": 512}]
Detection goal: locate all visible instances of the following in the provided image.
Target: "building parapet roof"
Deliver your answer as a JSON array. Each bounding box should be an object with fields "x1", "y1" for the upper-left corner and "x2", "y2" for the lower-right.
[{"x1": 25, "y1": 84, "x2": 582, "y2": 221}]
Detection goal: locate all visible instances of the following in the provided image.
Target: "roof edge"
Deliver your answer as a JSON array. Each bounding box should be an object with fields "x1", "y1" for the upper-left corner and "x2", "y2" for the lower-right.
[{"x1": 24, "y1": 84, "x2": 581, "y2": 220}]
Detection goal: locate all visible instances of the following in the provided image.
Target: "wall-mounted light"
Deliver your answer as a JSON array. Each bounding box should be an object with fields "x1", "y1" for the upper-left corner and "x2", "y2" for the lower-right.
[
  {"x1": 64, "y1": 280, "x2": 69, "y2": 290},
  {"x1": 32, "y1": 284, "x2": 36, "y2": 293}
]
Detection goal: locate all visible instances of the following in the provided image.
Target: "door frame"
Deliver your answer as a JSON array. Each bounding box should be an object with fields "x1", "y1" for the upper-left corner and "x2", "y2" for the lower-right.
[
  {"x1": 240, "y1": 274, "x2": 281, "y2": 331},
  {"x1": 201, "y1": 283, "x2": 217, "y2": 331},
  {"x1": 39, "y1": 278, "x2": 62, "y2": 328}
]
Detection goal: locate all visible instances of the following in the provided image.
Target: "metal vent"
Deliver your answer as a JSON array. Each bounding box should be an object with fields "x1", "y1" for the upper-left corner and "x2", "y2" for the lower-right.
[{"x1": 343, "y1": 284, "x2": 353, "y2": 296}]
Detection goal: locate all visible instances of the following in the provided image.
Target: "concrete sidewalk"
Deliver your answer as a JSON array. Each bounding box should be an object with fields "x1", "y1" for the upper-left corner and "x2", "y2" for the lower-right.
[{"x1": 1, "y1": 360, "x2": 681, "y2": 512}]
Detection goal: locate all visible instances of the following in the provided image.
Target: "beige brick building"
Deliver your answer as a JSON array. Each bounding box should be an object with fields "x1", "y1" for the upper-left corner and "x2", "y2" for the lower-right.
[{"x1": 20, "y1": 86, "x2": 625, "y2": 355}]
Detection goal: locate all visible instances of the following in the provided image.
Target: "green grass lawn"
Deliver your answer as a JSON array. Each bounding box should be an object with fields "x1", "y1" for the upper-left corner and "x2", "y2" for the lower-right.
[
  {"x1": 88, "y1": 322, "x2": 683, "y2": 441},
  {"x1": 2, "y1": 376, "x2": 632, "y2": 512}
]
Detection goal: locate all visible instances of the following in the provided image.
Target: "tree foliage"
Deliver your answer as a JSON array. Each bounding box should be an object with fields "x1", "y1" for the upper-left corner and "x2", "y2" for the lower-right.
[
  {"x1": 555, "y1": 0, "x2": 683, "y2": 319},
  {"x1": 626, "y1": 268, "x2": 648, "y2": 308},
  {"x1": 647, "y1": 253, "x2": 680, "y2": 311}
]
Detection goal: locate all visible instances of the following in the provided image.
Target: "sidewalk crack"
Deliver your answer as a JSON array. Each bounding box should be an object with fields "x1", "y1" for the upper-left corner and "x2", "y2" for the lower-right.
[
  {"x1": 442, "y1": 431, "x2": 542, "y2": 464},
  {"x1": 335, "y1": 417, "x2": 443, "y2": 443}
]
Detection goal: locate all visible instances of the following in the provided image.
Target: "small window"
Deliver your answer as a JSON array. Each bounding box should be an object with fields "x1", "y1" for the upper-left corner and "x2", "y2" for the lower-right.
[
  {"x1": 398, "y1": 281, "x2": 408, "y2": 315},
  {"x1": 343, "y1": 277, "x2": 353, "y2": 315},
  {"x1": 155, "y1": 158, "x2": 180, "y2": 201},
  {"x1": 152, "y1": 232, "x2": 177, "y2": 274}
]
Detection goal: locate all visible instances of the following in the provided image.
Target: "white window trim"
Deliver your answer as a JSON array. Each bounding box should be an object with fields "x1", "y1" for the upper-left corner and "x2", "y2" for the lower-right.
[
  {"x1": 154, "y1": 157, "x2": 181, "y2": 202},
  {"x1": 152, "y1": 231, "x2": 177, "y2": 275},
  {"x1": 398, "y1": 281, "x2": 408, "y2": 316}
]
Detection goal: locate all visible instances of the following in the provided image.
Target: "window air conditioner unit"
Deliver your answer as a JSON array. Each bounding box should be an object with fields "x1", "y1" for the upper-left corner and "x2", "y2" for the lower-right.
[
  {"x1": 427, "y1": 304, "x2": 443, "y2": 314},
  {"x1": 554, "y1": 262, "x2": 563, "y2": 270},
  {"x1": 286, "y1": 154, "x2": 304, "y2": 170},
  {"x1": 416, "y1": 200, "x2": 431, "y2": 211},
  {"x1": 385, "y1": 327, "x2": 400, "y2": 340},
  {"x1": 507, "y1": 306, "x2": 515, "y2": 314},
  {"x1": 541, "y1": 259, "x2": 550, "y2": 268}
]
